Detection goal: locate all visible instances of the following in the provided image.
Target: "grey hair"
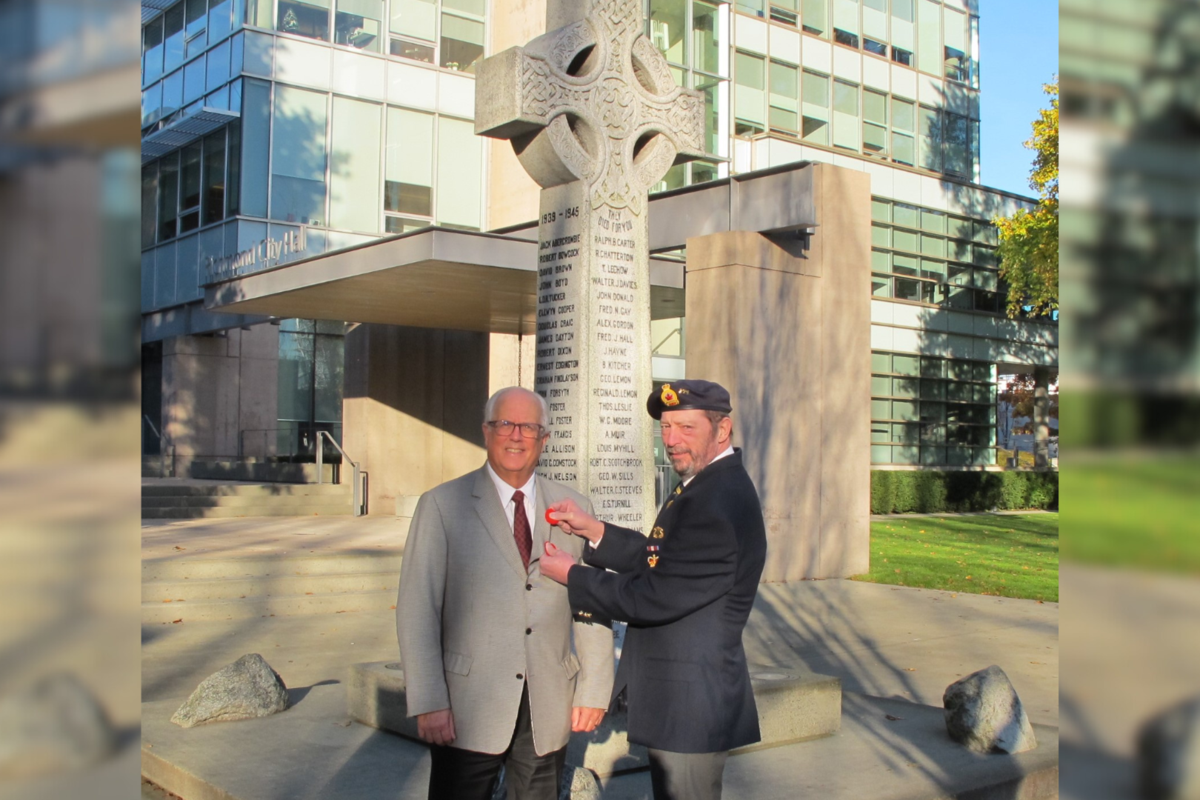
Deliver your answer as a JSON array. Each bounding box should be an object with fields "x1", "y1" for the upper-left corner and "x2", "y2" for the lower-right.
[
  {"x1": 484, "y1": 386, "x2": 550, "y2": 428},
  {"x1": 704, "y1": 409, "x2": 732, "y2": 435}
]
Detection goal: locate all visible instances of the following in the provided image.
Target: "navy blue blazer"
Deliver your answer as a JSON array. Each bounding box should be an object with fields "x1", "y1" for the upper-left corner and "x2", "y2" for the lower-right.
[{"x1": 566, "y1": 450, "x2": 767, "y2": 753}]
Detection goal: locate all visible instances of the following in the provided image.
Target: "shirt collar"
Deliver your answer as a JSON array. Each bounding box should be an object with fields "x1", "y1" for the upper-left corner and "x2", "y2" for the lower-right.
[
  {"x1": 485, "y1": 462, "x2": 537, "y2": 506},
  {"x1": 682, "y1": 445, "x2": 735, "y2": 486}
]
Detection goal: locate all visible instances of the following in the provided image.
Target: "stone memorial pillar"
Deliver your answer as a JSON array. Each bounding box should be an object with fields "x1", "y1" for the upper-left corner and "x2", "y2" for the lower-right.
[{"x1": 476, "y1": 0, "x2": 704, "y2": 528}]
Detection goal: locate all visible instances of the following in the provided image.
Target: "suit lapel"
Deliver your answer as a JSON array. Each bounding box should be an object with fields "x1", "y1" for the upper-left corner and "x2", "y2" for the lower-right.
[
  {"x1": 472, "y1": 468, "x2": 528, "y2": 580},
  {"x1": 533, "y1": 475, "x2": 555, "y2": 556}
]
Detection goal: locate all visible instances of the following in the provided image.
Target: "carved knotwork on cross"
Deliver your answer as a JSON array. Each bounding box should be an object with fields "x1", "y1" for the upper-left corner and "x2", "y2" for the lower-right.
[{"x1": 475, "y1": 0, "x2": 706, "y2": 215}]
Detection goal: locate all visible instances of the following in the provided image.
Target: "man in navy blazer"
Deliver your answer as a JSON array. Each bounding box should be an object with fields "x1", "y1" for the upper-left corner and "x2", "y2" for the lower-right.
[{"x1": 540, "y1": 379, "x2": 767, "y2": 800}]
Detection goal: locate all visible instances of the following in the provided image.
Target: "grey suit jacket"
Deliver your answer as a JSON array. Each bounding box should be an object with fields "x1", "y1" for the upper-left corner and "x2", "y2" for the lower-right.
[{"x1": 396, "y1": 466, "x2": 614, "y2": 756}]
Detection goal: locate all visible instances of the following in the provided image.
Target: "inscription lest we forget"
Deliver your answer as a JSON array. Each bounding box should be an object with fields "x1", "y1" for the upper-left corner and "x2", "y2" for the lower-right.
[{"x1": 476, "y1": 0, "x2": 705, "y2": 527}]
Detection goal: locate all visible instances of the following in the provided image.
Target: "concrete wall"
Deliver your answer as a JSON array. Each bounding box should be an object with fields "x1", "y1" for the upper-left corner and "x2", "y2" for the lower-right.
[
  {"x1": 684, "y1": 163, "x2": 872, "y2": 581},
  {"x1": 161, "y1": 325, "x2": 279, "y2": 458},
  {"x1": 483, "y1": 0, "x2": 543, "y2": 231},
  {"x1": 488, "y1": 332, "x2": 537, "y2": 395},
  {"x1": 342, "y1": 324, "x2": 491, "y2": 515}
]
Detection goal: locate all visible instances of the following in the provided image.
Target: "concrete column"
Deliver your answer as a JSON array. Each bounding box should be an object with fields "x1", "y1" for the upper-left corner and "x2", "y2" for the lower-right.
[
  {"x1": 161, "y1": 325, "x2": 279, "y2": 462},
  {"x1": 488, "y1": 333, "x2": 536, "y2": 396},
  {"x1": 1033, "y1": 366, "x2": 1051, "y2": 468},
  {"x1": 683, "y1": 163, "x2": 872, "y2": 581},
  {"x1": 342, "y1": 324, "x2": 489, "y2": 516}
]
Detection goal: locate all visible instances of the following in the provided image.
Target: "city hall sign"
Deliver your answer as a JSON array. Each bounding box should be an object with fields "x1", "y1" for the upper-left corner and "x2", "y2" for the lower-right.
[{"x1": 205, "y1": 226, "x2": 309, "y2": 284}]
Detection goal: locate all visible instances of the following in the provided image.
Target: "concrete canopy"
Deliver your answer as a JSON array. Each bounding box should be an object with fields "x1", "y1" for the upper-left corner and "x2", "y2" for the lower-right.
[
  {"x1": 204, "y1": 227, "x2": 686, "y2": 334},
  {"x1": 203, "y1": 163, "x2": 820, "y2": 334}
]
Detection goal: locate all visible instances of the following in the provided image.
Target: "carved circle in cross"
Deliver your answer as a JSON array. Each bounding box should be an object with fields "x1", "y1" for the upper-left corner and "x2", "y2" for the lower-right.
[{"x1": 510, "y1": 14, "x2": 705, "y2": 212}]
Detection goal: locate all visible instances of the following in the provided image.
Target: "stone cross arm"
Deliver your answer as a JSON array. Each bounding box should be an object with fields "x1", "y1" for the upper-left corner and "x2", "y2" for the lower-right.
[{"x1": 475, "y1": 0, "x2": 705, "y2": 202}]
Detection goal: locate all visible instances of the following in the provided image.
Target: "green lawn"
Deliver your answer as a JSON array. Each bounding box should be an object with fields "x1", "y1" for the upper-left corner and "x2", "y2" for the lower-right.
[
  {"x1": 1061, "y1": 455, "x2": 1200, "y2": 574},
  {"x1": 851, "y1": 514, "x2": 1059, "y2": 602}
]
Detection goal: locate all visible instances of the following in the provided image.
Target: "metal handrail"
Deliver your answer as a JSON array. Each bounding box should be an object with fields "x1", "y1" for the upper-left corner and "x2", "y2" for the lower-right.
[
  {"x1": 316, "y1": 431, "x2": 367, "y2": 516},
  {"x1": 143, "y1": 415, "x2": 175, "y2": 478}
]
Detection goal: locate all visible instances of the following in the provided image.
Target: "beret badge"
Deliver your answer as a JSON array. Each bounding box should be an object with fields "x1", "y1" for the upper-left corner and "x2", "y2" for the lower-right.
[{"x1": 661, "y1": 385, "x2": 680, "y2": 407}]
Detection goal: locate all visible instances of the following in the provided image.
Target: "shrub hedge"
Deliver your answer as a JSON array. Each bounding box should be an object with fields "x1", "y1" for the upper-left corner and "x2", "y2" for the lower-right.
[{"x1": 870, "y1": 470, "x2": 1058, "y2": 514}]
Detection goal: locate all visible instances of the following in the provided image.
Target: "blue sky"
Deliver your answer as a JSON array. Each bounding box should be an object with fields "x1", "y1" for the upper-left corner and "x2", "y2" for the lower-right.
[{"x1": 978, "y1": 0, "x2": 1059, "y2": 198}]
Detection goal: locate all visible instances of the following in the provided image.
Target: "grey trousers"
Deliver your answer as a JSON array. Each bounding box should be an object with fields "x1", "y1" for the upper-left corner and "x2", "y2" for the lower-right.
[{"x1": 647, "y1": 748, "x2": 730, "y2": 800}]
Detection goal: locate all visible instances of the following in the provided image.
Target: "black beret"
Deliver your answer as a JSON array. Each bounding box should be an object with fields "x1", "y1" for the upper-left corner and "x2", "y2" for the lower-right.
[{"x1": 646, "y1": 380, "x2": 732, "y2": 420}]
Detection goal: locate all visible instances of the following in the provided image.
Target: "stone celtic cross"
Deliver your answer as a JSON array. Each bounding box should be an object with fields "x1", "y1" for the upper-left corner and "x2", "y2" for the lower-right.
[{"x1": 476, "y1": 0, "x2": 705, "y2": 529}]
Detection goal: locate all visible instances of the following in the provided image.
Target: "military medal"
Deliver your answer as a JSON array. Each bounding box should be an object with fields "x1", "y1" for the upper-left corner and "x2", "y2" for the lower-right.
[{"x1": 647, "y1": 554, "x2": 659, "y2": 568}]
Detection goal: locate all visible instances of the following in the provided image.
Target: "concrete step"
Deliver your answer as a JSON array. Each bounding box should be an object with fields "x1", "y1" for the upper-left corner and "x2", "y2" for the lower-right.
[
  {"x1": 143, "y1": 554, "x2": 403, "y2": 582},
  {"x1": 142, "y1": 588, "x2": 396, "y2": 623},
  {"x1": 142, "y1": 683, "x2": 1059, "y2": 800},
  {"x1": 188, "y1": 460, "x2": 338, "y2": 483},
  {"x1": 142, "y1": 456, "x2": 173, "y2": 478},
  {"x1": 141, "y1": 504, "x2": 353, "y2": 519},
  {"x1": 142, "y1": 482, "x2": 352, "y2": 498},
  {"x1": 349, "y1": 660, "x2": 842, "y2": 777},
  {"x1": 143, "y1": 493, "x2": 351, "y2": 509},
  {"x1": 143, "y1": 570, "x2": 399, "y2": 603}
]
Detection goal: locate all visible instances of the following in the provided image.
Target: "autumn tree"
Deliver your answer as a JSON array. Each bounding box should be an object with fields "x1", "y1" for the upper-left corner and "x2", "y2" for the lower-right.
[{"x1": 995, "y1": 80, "x2": 1058, "y2": 318}]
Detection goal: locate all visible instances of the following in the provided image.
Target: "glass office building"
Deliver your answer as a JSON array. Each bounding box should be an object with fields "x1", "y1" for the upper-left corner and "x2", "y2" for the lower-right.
[{"x1": 140, "y1": 0, "x2": 1056, "y2": 471}]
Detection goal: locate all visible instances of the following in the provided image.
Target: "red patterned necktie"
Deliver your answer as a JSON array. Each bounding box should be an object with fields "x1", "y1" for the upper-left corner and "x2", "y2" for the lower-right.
[{"x1": 512, "y1": 490, "x2": 532, "y2": 569}]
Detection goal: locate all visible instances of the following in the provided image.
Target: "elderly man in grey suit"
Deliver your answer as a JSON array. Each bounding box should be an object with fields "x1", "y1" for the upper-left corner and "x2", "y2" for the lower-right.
[{"x1": 397, "y1": 386, "x2": 614, "y2": 800}]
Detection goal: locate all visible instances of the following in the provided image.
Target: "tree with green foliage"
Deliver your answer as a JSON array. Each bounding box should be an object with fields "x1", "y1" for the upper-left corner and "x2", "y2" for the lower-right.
[{"x1": 995, "y1": 81, "x2": 1058, "y2": 318}]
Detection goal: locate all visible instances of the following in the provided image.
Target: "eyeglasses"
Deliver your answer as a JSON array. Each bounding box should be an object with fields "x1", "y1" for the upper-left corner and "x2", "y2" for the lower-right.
[{"x1": 485, "y1": 420, "x2": 546, "y2": 438}]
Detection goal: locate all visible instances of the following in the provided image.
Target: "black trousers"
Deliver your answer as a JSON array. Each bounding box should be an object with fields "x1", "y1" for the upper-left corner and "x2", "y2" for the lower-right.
[
  {"x1": 648, "y1": 748, "x2": 729, "y2": 800},
  {"x1": 427, "y1": 684, "x2": 565, "y2": 800}
]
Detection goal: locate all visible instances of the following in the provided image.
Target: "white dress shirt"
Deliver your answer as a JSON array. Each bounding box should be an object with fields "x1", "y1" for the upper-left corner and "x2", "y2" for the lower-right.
[{"x1": 485, "y1": 462, "x2": 537, "y2": 533}]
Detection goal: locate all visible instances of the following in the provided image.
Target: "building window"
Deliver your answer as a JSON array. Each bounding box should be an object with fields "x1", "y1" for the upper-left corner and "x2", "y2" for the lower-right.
[
  {"x1": 185, "y1": 0, "x2": 208, "y2": 58},
  {"x1": 142, "y1": 124, "x2": 240, "y2": 248},
  {"x1": 385, "y1": 107, "x2": 434, "y2": 222},
  {"x1": 390, "y1": 38, "x2": 435, "y2": 61},
  {"x1": 891, "y1": 96, "x2": 915, "y2": 165},
  {"x1": 863, "y1": 37, "x2": 886, "y2": 56},
  {"x1": 862, "y1": 88, "x2": 887, "y2": 158},
  {"x1": 943, "y1": 5, "x2": 968, "y2": 82},
  {"x1": 440, "y1": 12, "x2": 484, "y2": 72},
  {"x1": 279, "y1": 0, "x2": 331, "y2": 41},
  {"x1": 917, "y1": 0, "x2": 940, "y2": 76},
  {"x1": 650, "y1": 0, "x2": 728, "y2": 163},
  {"x1": 179, "y1": 142, "x2": 202, "y2": 233},
  {"x1": 869, "y1": 198, "x2": 1002, "y2": 314},
  {"x1": 142, "y1": 163, "x2": 159, "y2": 249},
  {"x1": 144, "y1": 16, "x2": 165, "y2": 84},
  {"x1": 735, "y1": 0, "x2": 764, "y2": 18},
  {"x1": 918, "y1": 105, "x2": 941, "y2": 171},
  {"x1": 769, "y1": 61, "x2": 799, "y2": 134},
  {"x1": 891, "y1": 46, "x2": 912, "y2": 65},
  {"x1": 271, "y1": 85, "x2": 328, "y2": 225},
  {"x1": 734, "y1": 50, "x2": 766, "y2": 135},
  {"x1": 650, "y1": 0, "x2": 687, "y2": 65},
  {"x1": 833, "y1": 28, "x2": 858, "y2": 48},
  {"x1": 335, "y1": 0, "x2": 383, "y2": 50},
  {"x1": 801, "y1": 69, "x2": 829, "y2": 144},
  {"x1": 800, "y1": 0, "x2": 826, "y2": 36},
  {"x1": 435, "y1": 116, "x2": 483, "y2": 229},
  {"x1": 770, "y1": 2, "x2": 798, "y2": 27},
  {"x1": 201, "y1": 131, "x2": 227, "y2": 226},
  {"x1": 871, "y1": 351, "x2": 997, "y2": 467},
  {"x1": 330, "y1": 97, "x2": 382, "y2": 232},
  {"x1": 391, "y1": 0, "x2": 435, "y2": 42},
  {"x1": 943, "y1": 111, "x2": 970, "y2": 176},
  {"x1": 246, "y1": 0, "x2": 273, "y2": 28},
  {"x1": 164, "y1": 3, "x2": 185, "y2": 72},
  {"x1": 277, "y1": 319, "x2": 346, "y2": 459},
  {"x1": 832, "y1": 79, "x2": 858, "y2": 150}
]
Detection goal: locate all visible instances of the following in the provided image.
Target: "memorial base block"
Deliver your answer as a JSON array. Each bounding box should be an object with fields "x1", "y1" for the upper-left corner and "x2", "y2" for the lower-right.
[{"x1": 346, "y1": 661, "x2": 841, "y2": 776}]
